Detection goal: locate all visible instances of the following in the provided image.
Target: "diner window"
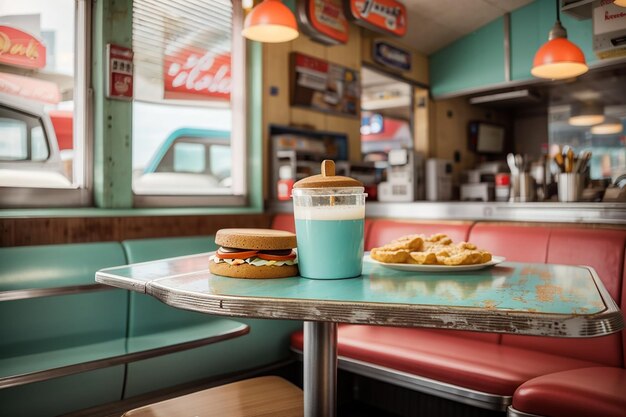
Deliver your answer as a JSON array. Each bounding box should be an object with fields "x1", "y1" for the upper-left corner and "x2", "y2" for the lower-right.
[
  {"x1": 0, "y1": 0, "x2": 91, "y2": 206},
  {"x1": 132, "y1": 0, "x2": 246, "y2": 206}
]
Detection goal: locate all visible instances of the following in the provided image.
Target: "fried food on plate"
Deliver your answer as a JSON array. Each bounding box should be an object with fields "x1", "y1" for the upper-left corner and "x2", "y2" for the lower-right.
[
  {"x1": 370, "y1": 248, "x2": 411, "y2": 264},
  {"x1": 370, "y1": 234, "x2": 492, "y2": 266}
]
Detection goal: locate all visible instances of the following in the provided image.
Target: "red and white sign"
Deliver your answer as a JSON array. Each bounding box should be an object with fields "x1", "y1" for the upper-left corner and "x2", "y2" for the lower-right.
[
  {"x1": 298, "y1": 0, "x2": 349, "y2": 45},
  {"x1": 0, "y1": 25, "x2": 46, "y2": 69},
  {"x1": 345, "y1": 0, "x2": 406, "y2": 37},
  {"x1": 0, "y1": 72, "x2": 60, "y2": 104},
  {"x1": 106, "y1": 44, "x2": 133, "y2": 100},
  {"x1": 164, "y1": 47, "x2": 231, "y2": 101}
]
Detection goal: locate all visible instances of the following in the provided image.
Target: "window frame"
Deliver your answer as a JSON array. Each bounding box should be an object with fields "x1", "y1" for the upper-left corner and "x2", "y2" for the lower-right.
[
  {"x1": 0, "y1": 0, "x2": 93, "y2": 208},
  {"x1": 132, "y1": 0, "x2": 248, "y2": 208}
]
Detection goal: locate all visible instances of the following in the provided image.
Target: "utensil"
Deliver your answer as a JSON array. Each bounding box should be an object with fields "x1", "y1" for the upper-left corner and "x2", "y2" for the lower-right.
[
  {"x1": 566, "y1": 148, "x2": 575, "y2": 173},
  {"x1": 507, "y1": 153, "x2": 518, "y2": 175},
  {"x1": 515, "y1": 154, "x2": 524, "y2": 173},
  {"x1": 554, "y1": 152, "x2": 565, "y2": 172},
  {"x1": 576, "y1": 151, "x2": 591, "y2": 174}
]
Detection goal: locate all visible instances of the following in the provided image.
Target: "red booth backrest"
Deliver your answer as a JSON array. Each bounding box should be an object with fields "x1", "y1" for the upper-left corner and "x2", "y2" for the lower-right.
[
  {"x1": 272, "y1": 215, "x2": 626, "y2": 367},
  {"x1": 469, "y1": 223, "x2": 550, "y2": 263},
  {"x1": 272, "y1": 213, "x2": 296, "y2": 233},
  {"x1": 365, "y1": 219, "x2": 472, "y2": 250}
]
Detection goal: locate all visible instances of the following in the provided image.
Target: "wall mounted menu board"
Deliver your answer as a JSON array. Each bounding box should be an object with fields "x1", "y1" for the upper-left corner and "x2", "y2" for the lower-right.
[{"x1": 290, "y1": 52, "x2": 360, "y2": 117}]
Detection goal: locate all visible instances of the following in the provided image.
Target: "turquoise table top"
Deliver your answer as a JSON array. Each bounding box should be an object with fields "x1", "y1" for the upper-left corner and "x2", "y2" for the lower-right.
[{"x1": 97, "y1": 253, "x2": 623, "y2": 338}]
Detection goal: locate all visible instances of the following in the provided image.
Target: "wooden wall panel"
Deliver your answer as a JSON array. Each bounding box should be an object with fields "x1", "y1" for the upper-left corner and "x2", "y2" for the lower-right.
[
  {"x1": 361, "y1": 32, "x2": 429, "y2": 86},
  {"x1": 1, "y1": 214, "x2": 272, "y2": 247},
  {"x1": 262, "y1": 25, "x2": 429, "y2": 200},
  {"x1": 432, "y1": 97, "x2": 512, "y2": 183}
]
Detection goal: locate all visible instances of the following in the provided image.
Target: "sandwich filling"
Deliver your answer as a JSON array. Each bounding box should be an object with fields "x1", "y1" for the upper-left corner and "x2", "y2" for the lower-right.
[{"x1": 210, "y1": 247, "x2": 297, "y2": 267}]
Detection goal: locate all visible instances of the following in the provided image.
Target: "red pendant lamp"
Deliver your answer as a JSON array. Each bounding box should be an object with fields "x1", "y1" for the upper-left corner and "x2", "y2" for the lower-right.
[
  {"x1": 531, "y1": 0, "x2": 588, "y2": 80},
  {"x1": 242, "y1": 0, "x2": 299, "y2": 43}
]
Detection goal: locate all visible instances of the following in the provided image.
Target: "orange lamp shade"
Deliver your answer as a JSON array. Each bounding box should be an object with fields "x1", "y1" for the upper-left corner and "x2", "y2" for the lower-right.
[
  {"x1": 242, "y1": 0, "x2": 299, "y2": 43},
  {"x1": 531, "y1": 38, "x2": 588, "y2": 80}
]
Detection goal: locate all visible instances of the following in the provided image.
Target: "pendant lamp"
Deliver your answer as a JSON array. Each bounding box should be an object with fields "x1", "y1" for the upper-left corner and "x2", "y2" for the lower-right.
[
  {"x1": 242, "y1": 0, "x2": 299, "y2": 43},
  {"x1": 569, "y1": 101, "x2": 605, "y2": 126},
  {"x1": 531, "y1": 0, "x2": 588, "y2": 80},
  {"x1": 590, "y1": 117, "x2": 623, "y2": 135}
]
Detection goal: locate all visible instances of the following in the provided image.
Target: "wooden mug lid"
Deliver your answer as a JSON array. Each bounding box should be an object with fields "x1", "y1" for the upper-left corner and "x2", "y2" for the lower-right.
[{"x1": 292, "y1": 160, "x2": 363, "y2": 189}]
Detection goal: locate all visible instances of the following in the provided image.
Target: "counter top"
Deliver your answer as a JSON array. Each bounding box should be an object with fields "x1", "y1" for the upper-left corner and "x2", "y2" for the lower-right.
[{"x1": 270, "y1": 201, "x2": 626, "y2": 224}]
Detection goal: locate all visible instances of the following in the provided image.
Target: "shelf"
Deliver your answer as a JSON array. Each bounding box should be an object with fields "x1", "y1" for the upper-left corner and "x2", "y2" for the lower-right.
[
  {"x1": 269, "y1": 200, "x2": 626, "y2": 224},
  {"x1": 561, "y1": 0, "x2": 593, "y2": 20}
]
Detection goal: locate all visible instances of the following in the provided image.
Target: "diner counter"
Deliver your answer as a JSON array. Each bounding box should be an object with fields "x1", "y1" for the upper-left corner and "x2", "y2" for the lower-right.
[{"x1": 270, "y1": 201, "x2": 626, "y2": 224}]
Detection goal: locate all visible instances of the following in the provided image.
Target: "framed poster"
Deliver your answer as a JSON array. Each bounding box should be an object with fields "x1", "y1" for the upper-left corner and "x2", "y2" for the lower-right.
[
  {"x1": 297, "y1": 0, "x2": 349, "y2": 45},
  {"x1": 344, "y1": 0, "x2": 406, "y2": 37},
  {"x1": 290, "y1": 52, "x2": 360, "y2": 118},
  {"x1": 106, "y1": 44, "x2": 133, "y2": 100}
]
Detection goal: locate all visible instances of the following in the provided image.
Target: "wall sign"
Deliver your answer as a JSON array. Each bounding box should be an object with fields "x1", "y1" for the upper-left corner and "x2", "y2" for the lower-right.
[
  {"x1": 344, "y1": 0, "x2": 406, "y2": 37},
  {"x1": 372, "y1": 40, "x2": 411, "y2": 71},
  {"x1": 0, "y1": 72, "x2": 60, "y2": 104},
  {"x1": 0, "y1": 25, "x2": 46, "y2": 69},
  {"x1": 297, "y1": 0, "x2": 349, "y2": 45},
  {"x1": 164, "y1": 47, "x2": 231, "y2": 101},
  {"x1": 290, "y1": 52, "x2": 360, "y2": 117},
  {"x1": 106, "y1": 44, "x2": 133, "y2": 100}
]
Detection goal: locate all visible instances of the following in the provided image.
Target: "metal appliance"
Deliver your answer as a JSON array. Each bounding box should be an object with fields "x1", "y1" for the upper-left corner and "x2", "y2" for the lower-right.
[
  {"x1": 378, "y1": 149, "x2": 424, "y2": 202},
  {"x1": 425, "y1": 158, "x2": 453, "y2": 201}
]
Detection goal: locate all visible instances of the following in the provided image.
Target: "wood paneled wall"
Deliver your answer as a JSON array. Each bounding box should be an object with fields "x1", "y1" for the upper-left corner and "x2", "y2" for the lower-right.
[
  {"x1": 262, "y1": 25, "x2": 362, "y2": 199},
  {"x1": 261, "y1": 26, "x2": 429, "y2": 199},
  {"x1": 1, "y1": 214, "x2": 271, "y2": 247},
  {"x1": 361, "y1": 32, "x2": 429, "y2": 86},
  {"x1": 431, "y1": 97, "x2": 512, "y2": 184}
]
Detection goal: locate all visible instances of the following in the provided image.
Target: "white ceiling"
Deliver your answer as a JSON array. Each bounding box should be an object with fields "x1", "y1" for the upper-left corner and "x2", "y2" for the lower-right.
[{"x1": 398, "y1": 0, "x2": 534, "y2": 55}]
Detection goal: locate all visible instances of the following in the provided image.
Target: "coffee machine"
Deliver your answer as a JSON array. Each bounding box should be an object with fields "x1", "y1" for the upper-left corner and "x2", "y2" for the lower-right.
[{"x1": 378, "y1": 149, "x2": 424, "y2": 202}]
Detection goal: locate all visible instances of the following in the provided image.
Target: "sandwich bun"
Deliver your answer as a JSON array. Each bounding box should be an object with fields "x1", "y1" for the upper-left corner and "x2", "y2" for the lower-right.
[
  {"x1": 209, "y1": 261, "x2": 298, "y2": 279},
  {"x1": 210, "y1": 228, "x2": 298, "y2": 279},
  {"x1": 215, "y1": 228, "x2": 297, "y2": 250}
]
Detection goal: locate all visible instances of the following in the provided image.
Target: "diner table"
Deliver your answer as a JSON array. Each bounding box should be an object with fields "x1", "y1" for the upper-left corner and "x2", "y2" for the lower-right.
[{"x1": 96, "y1": 253, "x2": 623, "y2": 417}]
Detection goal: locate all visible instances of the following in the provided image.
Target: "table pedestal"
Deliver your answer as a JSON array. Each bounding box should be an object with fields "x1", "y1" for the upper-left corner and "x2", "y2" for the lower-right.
[{"x1": 304, "y1": 321, "x2": 337, "y2": 417}]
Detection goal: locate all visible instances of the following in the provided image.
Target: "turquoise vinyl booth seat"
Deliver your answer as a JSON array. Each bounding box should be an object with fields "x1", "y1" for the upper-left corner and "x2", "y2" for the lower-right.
[
  {"x1": 0, "y1": 236, "x2": 302, "y2": 417},
  {"x1": 121, "y1": 236, "x2": 303, "y2": 397},
  {"x1": 0, "y1": 242, "x2": 128, "y2": 417}
]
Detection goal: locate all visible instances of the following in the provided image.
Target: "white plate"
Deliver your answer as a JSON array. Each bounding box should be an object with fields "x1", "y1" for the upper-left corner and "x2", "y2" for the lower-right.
[{"x1": 364, "y1": 255, "x2": 506, "y2": 272}]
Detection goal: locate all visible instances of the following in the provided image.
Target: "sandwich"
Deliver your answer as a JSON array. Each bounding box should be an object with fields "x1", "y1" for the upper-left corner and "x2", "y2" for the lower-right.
[{"x1": 209, "y1": 228, "x2": 298, "y2": 279}]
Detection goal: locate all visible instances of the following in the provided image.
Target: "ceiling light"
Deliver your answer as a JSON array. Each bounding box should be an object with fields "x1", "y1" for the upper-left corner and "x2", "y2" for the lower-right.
[
  {"x1": 242, "y1": 0, "x2": 299, "y2": 43},
  {"x1": 569, "y1": 101, "x2": 605, "y2": 126},
  {"x1": 614, "y1": 0, "x2": 626, "y2": 7},
  {"x1": 531, "y1": 0, "x2": 588, "y2": 80},
  {"x1": 591, "y1": 117, "x2": 623, "y2": 135}
]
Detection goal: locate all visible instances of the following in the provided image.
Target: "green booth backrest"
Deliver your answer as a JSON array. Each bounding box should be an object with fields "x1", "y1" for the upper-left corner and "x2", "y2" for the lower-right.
[
  {"x1": 0, "y1": 242, "x2": 128, "y2": 417},
  {"x1": 120, "y1": 236, "x2": 303, "y2": 397},
  {"x1": 122, "y1": 236, "x2": 218, "y2": 335},
  {"x1": 0, "y1": 242, "x2": 128, "y2": 353}
]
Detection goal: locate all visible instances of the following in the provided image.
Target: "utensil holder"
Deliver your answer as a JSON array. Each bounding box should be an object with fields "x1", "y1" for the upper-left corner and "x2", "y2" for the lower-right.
[{"x1": 558, "y1": 173, "x2": 583, "y2": 202}]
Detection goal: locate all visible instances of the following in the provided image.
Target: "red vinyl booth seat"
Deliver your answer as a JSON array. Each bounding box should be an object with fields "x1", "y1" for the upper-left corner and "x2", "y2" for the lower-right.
[
  {"x1": 290, "y1": 325, "x2": 600, "y2": 396},
  {"x1": 274, "y1": 215, "x2": 626, "y2": 413},
  {"x1": 511, "y1": 367, "x2": 626, "y2": 417}
]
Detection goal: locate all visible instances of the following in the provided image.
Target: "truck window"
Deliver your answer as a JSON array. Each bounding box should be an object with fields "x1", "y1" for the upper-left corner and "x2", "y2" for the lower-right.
[
  {"x1": 210, "y1": 144, "x2": 231, "y2": 179},
  {"x1": 0, "y1": 108, "x2": 49, "y2": 162},
  {"x1": 174, "y1": 142, "x2": 206, "y2": 174},
  {"x1": 0, "y1": 117, "x2": 27, "y2": 160}
]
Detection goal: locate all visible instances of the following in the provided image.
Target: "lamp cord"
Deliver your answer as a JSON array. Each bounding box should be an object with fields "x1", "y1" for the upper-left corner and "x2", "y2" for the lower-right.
[{"x1": 556, "y1": 0, "x2": 560, "y2": 23}]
